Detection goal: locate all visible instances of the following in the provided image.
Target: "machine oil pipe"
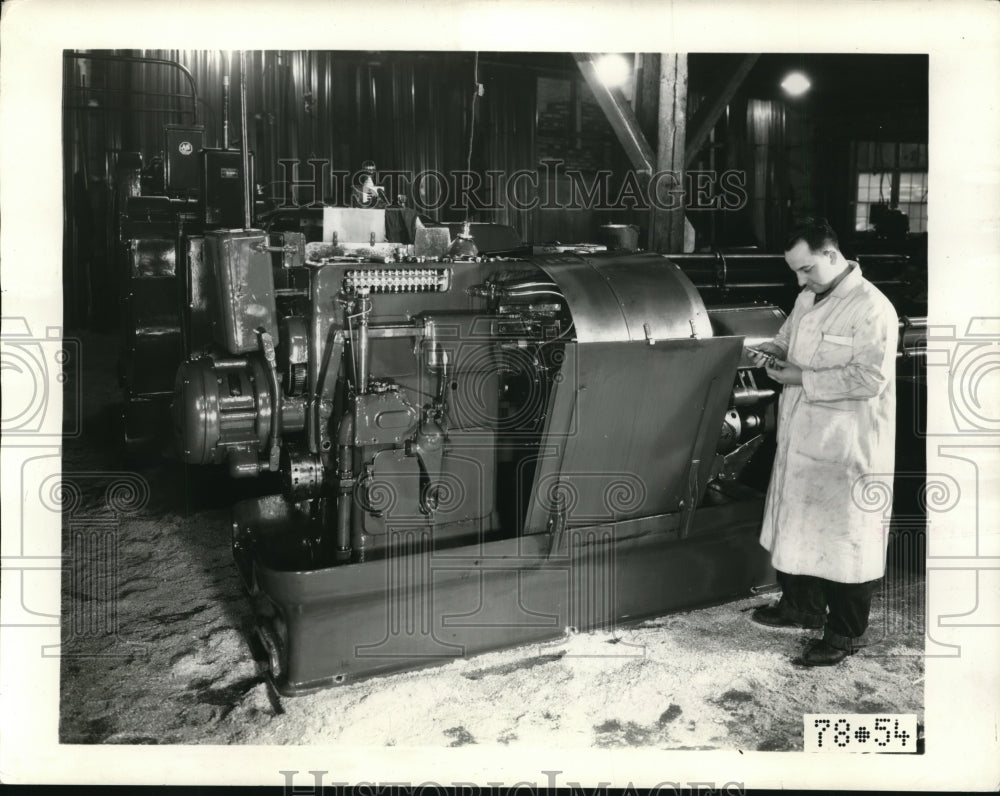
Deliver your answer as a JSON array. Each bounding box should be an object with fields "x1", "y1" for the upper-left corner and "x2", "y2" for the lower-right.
[
  {"x1": 335, "y1": 413, "x2": 355, "y2": 563},
  {"x1": 239, "y1": 50, "x2": 252, "y2": 229},
  {"x1": 222, "y1": 74, "x2": 230, "y2": 149},
  {"x1": 355, "y1": 290, "x2": 371, "y2": 395},
  {"x1": 257, "y1": 330, "x2": 283, "y2": 472}
]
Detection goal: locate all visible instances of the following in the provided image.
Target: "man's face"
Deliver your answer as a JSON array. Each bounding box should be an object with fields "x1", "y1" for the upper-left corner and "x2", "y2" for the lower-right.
[{"x1": 784, "y1": 239, "x2": 845, "y2": 292}]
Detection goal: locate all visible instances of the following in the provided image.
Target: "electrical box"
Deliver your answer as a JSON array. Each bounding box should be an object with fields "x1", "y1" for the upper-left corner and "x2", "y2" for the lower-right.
[
  {"x1": 164, "y1": 125, "x2": 204, "y2": 196},
  {"x1": 202, "y1": 148, "x2": 254, "y2": 228}
]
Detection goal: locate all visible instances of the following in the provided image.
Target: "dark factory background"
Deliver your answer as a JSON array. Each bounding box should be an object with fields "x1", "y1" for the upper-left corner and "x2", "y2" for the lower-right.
[{"x1": 62, "y1": 50, "x2": 927, "y2": 332}]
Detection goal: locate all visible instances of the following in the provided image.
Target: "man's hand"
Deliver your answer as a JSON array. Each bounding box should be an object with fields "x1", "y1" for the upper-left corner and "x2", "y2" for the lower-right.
[
  {"x1": 746, "y1": 341, "x2": 785, "y2": 368},
  {"x1": 765, "y1": 359, "x2": 803, "y2": 385}
]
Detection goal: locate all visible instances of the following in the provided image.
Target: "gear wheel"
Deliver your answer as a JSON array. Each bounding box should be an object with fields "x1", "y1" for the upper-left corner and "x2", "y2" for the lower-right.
[
  {"x1": 278, "y1": 315, "x2": 309, "y2": 396},
  {"x1": 286, "y1": 362, "x2": 308, "y2": 396}
]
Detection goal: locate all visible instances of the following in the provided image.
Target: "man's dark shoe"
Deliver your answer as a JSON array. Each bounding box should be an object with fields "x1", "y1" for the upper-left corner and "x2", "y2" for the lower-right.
[
  {"x1": 798, "y1": 639, "x2": 853, "y2": 667},
  {"x1": 751, "y1": 604, "x2": 824, "y2": 630}
]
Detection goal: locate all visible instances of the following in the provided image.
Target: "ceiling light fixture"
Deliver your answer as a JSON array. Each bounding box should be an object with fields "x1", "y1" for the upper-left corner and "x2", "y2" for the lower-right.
[
  {"x1": 781, "y1": 71, "x2": 811, "y2": 97},
  {"x1": 594, "y1": 53, "x2": 631, "y2": 89}
]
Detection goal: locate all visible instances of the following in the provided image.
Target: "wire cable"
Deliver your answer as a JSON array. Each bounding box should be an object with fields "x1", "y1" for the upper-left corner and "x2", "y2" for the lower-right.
[{"x1": 466, "y1": 52, "x2": 479, "y2": 177}]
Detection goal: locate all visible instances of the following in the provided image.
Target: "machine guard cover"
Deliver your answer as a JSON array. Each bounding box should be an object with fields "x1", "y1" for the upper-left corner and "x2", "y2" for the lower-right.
[{"x1": 524, "y1": 336, "x2": 745, "y2": 531}]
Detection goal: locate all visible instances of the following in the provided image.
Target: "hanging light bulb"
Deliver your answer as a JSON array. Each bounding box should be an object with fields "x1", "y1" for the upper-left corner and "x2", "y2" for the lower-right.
[{"x1": 781, "y1": 72, "x2": 811, "y2": 97}]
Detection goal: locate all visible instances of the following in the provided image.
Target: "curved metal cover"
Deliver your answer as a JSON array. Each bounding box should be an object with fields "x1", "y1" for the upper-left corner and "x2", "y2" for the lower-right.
[{"x1": 534, "y1": 252, "x2": 712, "y2": 342}]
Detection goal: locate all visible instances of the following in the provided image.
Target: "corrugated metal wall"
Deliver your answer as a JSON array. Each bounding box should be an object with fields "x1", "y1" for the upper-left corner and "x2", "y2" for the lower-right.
[
  {"x1": 64, "y1": 50, "x2": 571, "y2": 326},
  {"x1": 64, "y1": 49, "x2": 544, "y2": 217}
]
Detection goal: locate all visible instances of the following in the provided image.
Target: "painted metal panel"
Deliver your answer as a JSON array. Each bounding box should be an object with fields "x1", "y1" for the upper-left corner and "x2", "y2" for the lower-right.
[
  {"x1": 206, "y1": 229, "x2": 278, "y2": 355},
  {"x1": 527, "y1": 337, "x2": 743, "y2": 527}
]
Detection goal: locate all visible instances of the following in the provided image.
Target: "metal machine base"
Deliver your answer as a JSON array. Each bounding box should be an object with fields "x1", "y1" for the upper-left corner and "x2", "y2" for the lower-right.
[{"x1": 234, "y1": 494, "x2": 773, "y2": 696}]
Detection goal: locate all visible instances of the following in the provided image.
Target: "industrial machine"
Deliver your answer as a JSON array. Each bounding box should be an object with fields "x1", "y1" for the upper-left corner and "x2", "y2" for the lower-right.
[
  {"x1": 170, "y1": 223, "x2": 809, "y2": 694},
  {"x1": 169, "y1": 198, "x2": 932, "y2": 695}
]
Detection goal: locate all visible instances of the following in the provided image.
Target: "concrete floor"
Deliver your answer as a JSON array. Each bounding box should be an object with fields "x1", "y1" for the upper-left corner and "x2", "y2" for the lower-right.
[{"x1": 58, "y1": 332, "x2": 925, "y2": 749}]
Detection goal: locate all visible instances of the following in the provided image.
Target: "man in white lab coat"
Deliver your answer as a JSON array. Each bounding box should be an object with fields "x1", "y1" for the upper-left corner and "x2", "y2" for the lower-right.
[{"x1": 747, "y1": 218, "x2": 898, "y2": 666}]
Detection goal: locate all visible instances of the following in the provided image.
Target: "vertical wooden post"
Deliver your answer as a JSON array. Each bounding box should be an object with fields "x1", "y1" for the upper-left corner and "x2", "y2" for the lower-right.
[{"x1": 649, "y1": 54, "x2": 687, "y2": 254}]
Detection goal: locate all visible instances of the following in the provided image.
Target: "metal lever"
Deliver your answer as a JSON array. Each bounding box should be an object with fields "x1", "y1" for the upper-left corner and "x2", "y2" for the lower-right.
[
  {"x1": 406, "y1": 413, "x2": 445, "y2": 516},
  {"x1": 414, "y1": 452, "x2": 440, "y2": 516},
  {"x1": 256, "y1": 328, "x2": 282, "y2": 472}
]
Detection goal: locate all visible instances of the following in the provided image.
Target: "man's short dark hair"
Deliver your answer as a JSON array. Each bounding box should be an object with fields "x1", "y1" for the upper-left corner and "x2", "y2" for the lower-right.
[{"x1": 785, "y1": 217, "x2": 840, "y2": 253}]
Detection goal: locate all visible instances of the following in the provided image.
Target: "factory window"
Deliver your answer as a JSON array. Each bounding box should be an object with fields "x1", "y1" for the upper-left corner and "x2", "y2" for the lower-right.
[{"x1": 852, "y1": 141, "x2": 928, "y2": 234}]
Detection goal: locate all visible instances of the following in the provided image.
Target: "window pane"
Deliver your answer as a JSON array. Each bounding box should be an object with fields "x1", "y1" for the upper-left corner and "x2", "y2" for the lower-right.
[
  {"x1": 899, "y1": 172, "x2": 927, "y2": 202},
  {"x1": 855, "y1": 203, "x2": 873, "y2": 231},
  {"x1": 906, "y1": 205, "x2": 926, "y2": 233},
  {"x1": 877, "y1": 142, "x2": 897, "y2": 168},
  {"x1": 854, "y1": 139, "x2": 927, "y2": 234},
  {"x1": 899, "y1": 143, "x2": 927, "y2": 169},
  {"x1": 857, "y1": 172, "x2": 891, "y2": 202}
]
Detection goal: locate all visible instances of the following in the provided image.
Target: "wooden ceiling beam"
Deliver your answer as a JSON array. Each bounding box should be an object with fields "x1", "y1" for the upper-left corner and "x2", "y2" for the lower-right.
[{"x1": 573, "y1": 52, "x2": 655, "y2": 175}]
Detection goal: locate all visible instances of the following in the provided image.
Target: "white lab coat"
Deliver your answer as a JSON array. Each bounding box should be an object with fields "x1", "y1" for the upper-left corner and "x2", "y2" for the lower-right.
[{"x1": 759, "y1": 263, "x2": 898, "y2": 583}]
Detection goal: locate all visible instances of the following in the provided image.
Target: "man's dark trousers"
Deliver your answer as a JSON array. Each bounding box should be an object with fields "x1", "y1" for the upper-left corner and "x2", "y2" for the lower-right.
[{"x1": 776, "y1": 570, "x2": 881, "y2": 649}]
